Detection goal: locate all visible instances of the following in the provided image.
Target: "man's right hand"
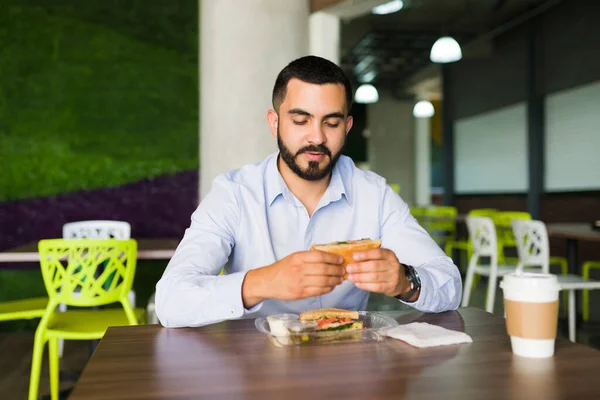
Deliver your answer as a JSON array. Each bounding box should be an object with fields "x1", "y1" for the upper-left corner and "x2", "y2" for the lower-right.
[{"x1": 242, "y1": 251, "x2": 345, "y2": 308}]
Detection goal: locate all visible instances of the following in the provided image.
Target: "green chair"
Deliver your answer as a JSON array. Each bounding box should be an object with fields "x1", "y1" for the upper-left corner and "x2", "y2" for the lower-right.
[
  {"x1": 409, "y1": 206, "x2": 428, "y2": 228},
  {"x1": 423, "y1": 206, "x2": 457, "y2": 249},
  {"x1": 0, "y1": 298, "x2": 48, "y2": 323},
  {"x1": 492, "y1": 211, "x2": 532, "y2": 265},
  {"x1": 28, "y1": 238, "x2": 144, "y2": 400},
  {"x1": 468, "y1": 208, "x2": 498, "y2": 217},
  {"x1": 583, "y1": 261, "x2": 600, "y2": 322}
]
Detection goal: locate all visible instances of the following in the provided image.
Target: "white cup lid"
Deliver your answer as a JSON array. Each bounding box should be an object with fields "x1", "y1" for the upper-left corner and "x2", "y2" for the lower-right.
[{"x1": 500, "y1": 272, "x2": 560, "y2": 292}]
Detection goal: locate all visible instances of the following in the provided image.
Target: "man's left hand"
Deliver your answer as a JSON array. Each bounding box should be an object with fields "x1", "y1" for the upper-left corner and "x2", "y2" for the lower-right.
[{"x1": 345, "y1": 248, "x2": 410, "y2": 298}]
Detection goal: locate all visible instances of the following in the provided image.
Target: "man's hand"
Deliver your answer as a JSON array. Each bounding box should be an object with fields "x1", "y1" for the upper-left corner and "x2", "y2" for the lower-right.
[
  {"x1": 242, "y1": 251, "x2": 345, "y2": 308},
  {"x1": 345, "y1": 248, "x2": 414, "y2": 299}
]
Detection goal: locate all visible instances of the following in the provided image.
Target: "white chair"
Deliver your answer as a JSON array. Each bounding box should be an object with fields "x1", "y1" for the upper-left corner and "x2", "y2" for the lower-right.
[
  {"x1": 512, "y1": 219, "x2": 600, "y2": 342},
  {"x1": 461, "y1": 217, "x2": 543, "y2": 314},
  {"x1": 146, "y1": 292, "x2": 159, "y2": 324},
  {"x1": 59, "y1": 220, "x2": 137, "y2": 355},
  {"x1": 63, "y1": 220, "x2": 131, "y2": 240}
]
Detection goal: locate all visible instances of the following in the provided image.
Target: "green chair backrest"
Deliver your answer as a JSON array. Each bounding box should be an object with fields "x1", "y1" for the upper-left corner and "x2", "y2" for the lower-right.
[
  {"x1": 493, "y1": 211, "x2": 532, "y2": 248},
  {"x1": 38, "y1": 238, "x2": 138, "y2": 308},
  {"x1": 423, "y1": 206, "x2": 458, "y2": 245},
  {"x1": 468, "y1": 208, "x2": 498, "y2": 217}
]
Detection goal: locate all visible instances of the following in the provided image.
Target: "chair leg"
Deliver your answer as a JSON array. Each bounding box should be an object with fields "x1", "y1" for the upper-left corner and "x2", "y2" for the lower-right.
[
  {"x1": 128, "y1": 290, "x2": 137, "y2": 309},
  {"x1": 28, "y1": 331, "x2": 46, "y2": 400},
  {"x1": 569, "y1": 289, "x2": 576, "y2": 342},
  {"x1": 462, "y1": 268, "x2": 476, "y2": 307},
  {"x1": 486, "y1": 272, "x2": 498, "y2": 314},
  {"x1": 48, "y1": 337, "x2": 60, "y2": 400},
  {"x1": 582, "y1": 263, "x2": 591, "y2": 322},
  {"x1": 552, "y1": 257, "x2": 570, "y2": 315},
  {"x1": 57, "y1": 303, "x2": 67, "y2": 359}
]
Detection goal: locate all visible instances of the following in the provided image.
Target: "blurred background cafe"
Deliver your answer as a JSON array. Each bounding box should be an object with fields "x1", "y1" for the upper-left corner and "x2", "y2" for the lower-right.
[{"x1": 1, "y1": 0, "x2": 599, "y2": 398}]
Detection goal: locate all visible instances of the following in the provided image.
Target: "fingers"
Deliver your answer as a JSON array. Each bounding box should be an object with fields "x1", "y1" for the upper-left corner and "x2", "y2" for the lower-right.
[
  {"x1": 345, "y1": 260, "x2": 387, "y2": 275},
  {"x1": 352, "y1": 248, "x2": 394, "y2": 262},
  {"x1": 347, "y1": 271, "x2": 389, "y2": 284},
  {"x1": 345, "y1": 259, "x2": 400, "y2": 295},
  {"x1": 302, "y1": 275, "x2": 343, "y2": 288},
  {"x1": 303, "y1": 263, "x2": 345, "y2": 277},
  {"x1": 300, "y1": 250, "x2": 344, "y2": 265}
]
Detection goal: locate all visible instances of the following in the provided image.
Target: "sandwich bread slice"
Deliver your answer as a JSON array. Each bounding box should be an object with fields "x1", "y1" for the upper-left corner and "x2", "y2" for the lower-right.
[{"x1": 310, "y1": 239, "x2": 382, "y2": 278}]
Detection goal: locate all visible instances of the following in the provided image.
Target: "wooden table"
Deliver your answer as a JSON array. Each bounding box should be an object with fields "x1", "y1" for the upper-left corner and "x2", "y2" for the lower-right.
[
  {"x1": 0, "y1": 238, "x2": 180, "y2": 265},
  {"x1": 548, "y1": 223, "x2": 600, "y2": 275},
  {"x1": 69, "y1": 308, "x2": 600, "y2": 400}
]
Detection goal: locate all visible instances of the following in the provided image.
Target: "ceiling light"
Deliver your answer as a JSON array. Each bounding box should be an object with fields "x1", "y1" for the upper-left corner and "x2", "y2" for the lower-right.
[
  {"x1": 413, "y1": 100, "x2": 434, "y2": 118},
  {"x1": 372, "y1": 0, "x2": 404, "y2": 15},
  {"x1": 430, "y1": 36, "x2": 462, "y2": 63},
  {"x1": 360, "y1": 71, "x2": 377, "y2": 83},
  {"x1": 355, "y1": 84, "x2": 379, "y2": 104}
]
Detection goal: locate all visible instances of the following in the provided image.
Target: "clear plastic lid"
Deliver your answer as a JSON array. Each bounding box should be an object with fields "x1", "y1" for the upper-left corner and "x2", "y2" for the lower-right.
[
  {"x1": 255, "y1": 311, "x2": 399, "y2": 346},
  {"x1": 266, "y1": 313, "x2": 299, "y2": 322},
  {"x1": 284, "y1": 320, "x2": 318, "y2": 333}
]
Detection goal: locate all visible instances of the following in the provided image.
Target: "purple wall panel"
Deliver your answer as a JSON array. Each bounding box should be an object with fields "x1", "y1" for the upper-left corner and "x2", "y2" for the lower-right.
[{"x1": 0, "y1": 170, "x2": 199, "y2": 252}]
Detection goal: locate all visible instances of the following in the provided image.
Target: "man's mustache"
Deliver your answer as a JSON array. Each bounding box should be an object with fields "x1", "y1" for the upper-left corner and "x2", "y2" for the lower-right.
[{"x1": 296, "y1": 145, "x2": 331, "y2": 158}]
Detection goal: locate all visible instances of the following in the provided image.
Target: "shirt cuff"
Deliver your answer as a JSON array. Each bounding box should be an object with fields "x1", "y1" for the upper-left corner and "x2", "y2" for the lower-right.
[
  {"x1": 397, "y1": 266, "x2": 436, "y2": 312},
  {"x1": 229, "y1": 270, "x2": 264, "y2": 316}
]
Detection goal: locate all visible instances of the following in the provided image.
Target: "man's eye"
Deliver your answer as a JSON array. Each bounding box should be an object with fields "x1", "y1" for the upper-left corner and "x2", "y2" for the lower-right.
[
  {"x1": 293, "y1": 120, "x2": 308, "y2": 125},
  {"x1": 326, "y1": 123, "x2": 340, "y2": 128}
]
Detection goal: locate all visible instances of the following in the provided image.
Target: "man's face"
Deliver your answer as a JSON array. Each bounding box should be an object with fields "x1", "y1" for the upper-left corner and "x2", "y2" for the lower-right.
[{"x1": 270, "y1": 78, "x2": 353, "y2": 181}]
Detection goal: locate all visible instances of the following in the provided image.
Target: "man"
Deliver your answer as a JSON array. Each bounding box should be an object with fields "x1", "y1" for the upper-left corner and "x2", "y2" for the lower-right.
[{"x1": 155, "y1": 55, "x2": 462, "y2": 328}]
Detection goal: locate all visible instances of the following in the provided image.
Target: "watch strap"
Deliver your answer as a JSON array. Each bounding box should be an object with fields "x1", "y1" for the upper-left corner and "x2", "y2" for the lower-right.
[{"x1": 395, "y1": 264, "x2": 421, "y2": 302}]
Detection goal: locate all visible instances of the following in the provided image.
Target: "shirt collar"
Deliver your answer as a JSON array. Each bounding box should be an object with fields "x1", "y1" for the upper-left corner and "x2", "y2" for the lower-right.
[
  {"x1": 265, "y1": 153, "x2": 288, "y2": 206},
  {"x1": 265, "y1": 152, "x2": 352, "y2": 207}
]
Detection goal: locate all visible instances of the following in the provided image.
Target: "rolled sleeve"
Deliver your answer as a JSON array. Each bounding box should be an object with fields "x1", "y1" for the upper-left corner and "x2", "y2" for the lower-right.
[{"x1": 397, "y1": 258, "x2": 462, "y2": 313}]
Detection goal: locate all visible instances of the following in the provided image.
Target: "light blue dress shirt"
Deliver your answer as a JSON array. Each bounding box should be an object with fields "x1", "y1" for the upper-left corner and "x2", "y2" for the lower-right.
[{"x1": 155, "y1": 152, "x2": 462, "y2": 328}]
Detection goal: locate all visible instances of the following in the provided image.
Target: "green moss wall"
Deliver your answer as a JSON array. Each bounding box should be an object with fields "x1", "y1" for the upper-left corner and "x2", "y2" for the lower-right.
[{"x1": 0, "y1": 1, "x2": 199, "y2": 201}]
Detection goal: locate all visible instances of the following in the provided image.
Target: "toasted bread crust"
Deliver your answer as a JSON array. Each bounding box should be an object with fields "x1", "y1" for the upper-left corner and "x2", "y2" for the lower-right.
[
  {"x1": 299, "y1": 307, "x2": 360, "y2": 321},
  {"x1": 310, "y1": 240, "x2": 382, "y2": 277}
]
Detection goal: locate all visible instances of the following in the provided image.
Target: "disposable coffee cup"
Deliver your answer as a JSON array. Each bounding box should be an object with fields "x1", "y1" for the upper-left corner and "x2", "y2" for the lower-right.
[{"x1": 500, "y1": 272, "x2": 560, "y2": 358}]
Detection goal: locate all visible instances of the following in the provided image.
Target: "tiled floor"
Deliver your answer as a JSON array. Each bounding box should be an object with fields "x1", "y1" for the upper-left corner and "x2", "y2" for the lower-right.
[{"x1": 2, "y1": 278, "x2": 600, "y2": 400}]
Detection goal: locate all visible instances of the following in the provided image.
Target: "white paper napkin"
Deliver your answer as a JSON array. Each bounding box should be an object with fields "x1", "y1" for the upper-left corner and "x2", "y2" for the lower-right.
[{"x1": 383, "y1": 322, "x2": 473, "y2": 348}]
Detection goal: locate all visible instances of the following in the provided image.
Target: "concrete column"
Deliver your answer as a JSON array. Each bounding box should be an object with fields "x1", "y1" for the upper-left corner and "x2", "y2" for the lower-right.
[
  {"x1": 200, "y1": 0, "x2": 309, "y2": 198},
  {"x1": 309, "y1": 11, "x2": 340, "y2": 64},
  {"x1": 367, "y1": 96, "x2": 415, "y2": 204},
  {"x1": 414, "y1": 116, "x2": 431, "y2": 206}
]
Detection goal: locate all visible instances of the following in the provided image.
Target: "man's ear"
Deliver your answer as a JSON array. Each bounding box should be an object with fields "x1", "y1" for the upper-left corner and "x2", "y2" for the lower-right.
[
  {"x1": 267, "y1": 109, "x2": 279, "y2": 139},
  {"x1": 345, "y1": 115, "x2": 354, "y2": 136}
]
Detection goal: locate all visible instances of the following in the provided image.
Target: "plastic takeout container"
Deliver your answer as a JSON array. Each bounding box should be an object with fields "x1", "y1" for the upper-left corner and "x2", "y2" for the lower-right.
[{"x1": 255, "y1": 311, "x2": 399, "y2": 346}]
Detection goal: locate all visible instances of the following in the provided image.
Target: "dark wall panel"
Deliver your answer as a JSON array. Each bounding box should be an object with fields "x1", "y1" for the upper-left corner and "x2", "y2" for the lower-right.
[
  {"x1": 542, "y1": 0, "x2": 600, "y2": 95},
  {"x1": 449, "y1": 0, "x2": 600, "y2": 119},
  {"x1": 449, "y1": 25, "x2": 527, "y2": 120}
]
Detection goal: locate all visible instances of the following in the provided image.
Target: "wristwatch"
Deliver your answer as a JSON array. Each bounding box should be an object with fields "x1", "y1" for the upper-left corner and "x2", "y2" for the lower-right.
[{"x1": 395, "y1": 264, "x2": 421, "y2": 302}]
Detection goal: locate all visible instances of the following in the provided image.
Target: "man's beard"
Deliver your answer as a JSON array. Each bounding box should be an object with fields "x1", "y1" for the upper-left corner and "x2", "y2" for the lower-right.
[{"x1": 277, "y1": 126, "x2": 344, "y2": 181}]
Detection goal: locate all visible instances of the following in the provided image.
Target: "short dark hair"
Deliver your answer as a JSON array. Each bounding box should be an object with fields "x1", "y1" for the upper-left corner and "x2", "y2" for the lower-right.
[{"x1": 272, "y1": 55, "x2": 353, "y2": 114}]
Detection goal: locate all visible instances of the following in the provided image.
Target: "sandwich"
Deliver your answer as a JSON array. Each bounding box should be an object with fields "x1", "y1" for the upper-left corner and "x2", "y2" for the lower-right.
[
  {"x1": 300, "y1": 308, "x2": 364, "y2": 332},
  {"x1": 311, "y1": 239, "x2": 382, "y2": 278},
  {"x1": 286, "y1": 308, "x2": 364, "y2": 344}
]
